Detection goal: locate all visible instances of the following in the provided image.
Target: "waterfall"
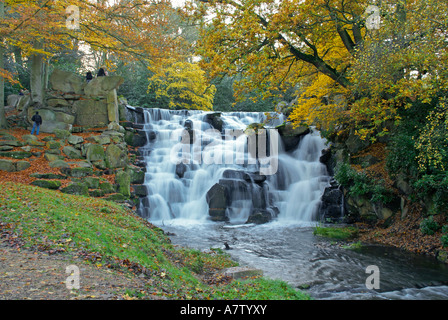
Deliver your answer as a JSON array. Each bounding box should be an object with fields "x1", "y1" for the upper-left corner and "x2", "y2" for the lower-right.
[{"x1": 136, "y1": 108, "x2": 331, "y2": 225}]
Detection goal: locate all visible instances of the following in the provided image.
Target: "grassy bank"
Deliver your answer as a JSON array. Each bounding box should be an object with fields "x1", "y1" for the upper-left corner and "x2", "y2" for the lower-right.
[{"x1": 0, "y1": 181, "x2": 309, "y2": 300}]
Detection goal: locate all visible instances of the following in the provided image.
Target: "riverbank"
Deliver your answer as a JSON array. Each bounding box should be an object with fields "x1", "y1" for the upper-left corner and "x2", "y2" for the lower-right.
[{"x1": 0, "y1": 180, "x2": 310, "y2": 300}]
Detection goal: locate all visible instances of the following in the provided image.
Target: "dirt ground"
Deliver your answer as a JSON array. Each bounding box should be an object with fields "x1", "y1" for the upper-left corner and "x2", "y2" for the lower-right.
[{"x1": 0, "y1": 238, "x2": 151, "y2": 300}]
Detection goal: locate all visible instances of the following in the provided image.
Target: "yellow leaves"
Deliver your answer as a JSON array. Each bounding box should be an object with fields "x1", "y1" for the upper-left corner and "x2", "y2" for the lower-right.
[{"x1": 149, "y1": 60, "x2": 216, "y2": 111}]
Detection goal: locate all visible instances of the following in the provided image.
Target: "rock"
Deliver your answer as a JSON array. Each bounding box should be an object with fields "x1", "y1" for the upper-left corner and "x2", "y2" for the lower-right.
[
  {"x1": 222, "y1": 267, "x2": 263, "y2": 279},
  {"x1": 319, "y1": 185, "x2": 345, "y2": 222},
  {"x1": 54, "y1": 129, "x2": 71, "y2": 140},
  {"x1": 17, "y1": 94, "x2": 31, "y2": 111},
  {"x1": 69, "y1": 167, "x2": 93, "y2": 178},
  {"x1": 0, "y1": 151, "x2": 32, "y2": 159},
  {"x1": 124, "y1": 130, "x2": 147, "y2": 147},
  {"x1": 99, "y1": 181, "x2": 115, "y2": 194},
  {"x1": 105, "y1": 193, "x2": 127, "y2": 201},
  {"x1": 84, "y1": 177, "x2": 100, "y2": 189},
  {"x1": 47, "y1": 98, "x2": 71, "y2": 108},
  {"x1": 116, "y1": 170, "x2": 131, "y2": 198},
  {"x1": 61, "y1": 182, "x2": 89, "y2": 196},
  {"x1": 345, "y1": 133, "x2": 370, "y2": 154},
  {"x1": 31, "y1": 180, "x2": 62, "y2": 190},
  {"x1": 73, "y1": 99, "x2": 109, "y2": 127},
  {"x1": 46, "y1": 140, "x2": 62, "y2": 149},
  {"x1": 44, "y1": 153, "x2": 64, "y2": 162},
  {"x1": 276, "y1": 122, "x2": 310, "y2": 151},
  {"x1": 85, "y1": 144, "x2": 105, "y2": 162},
  {"x1": 30, "y1": 173, "x2": 67, "y2": 179},
  {"x1": 0, "y1": 159, "x2": 16, "y2": 172},
  {"x1": 243, "y1": 172, "x2": 266, "y2": 184},
  {"x1": 127, "y1": 166, "x2": 145, "y2": 184},
  {"x1": 88, "y1": 134, "x2": 111, "y2": 145},
  {"x1": 107, "y1": 90, "x2": 120, "y2": 123},
  {"x1": 55, "y1": 112, "x2": 75, "y2": 125},
  {"x1": 49, "y1": 160, "x2": 70, "y2": 169},
  {"x1": 22, "y1": 134, "x2": 38, "y2": 142},
  {"x1": 7, "y1": 94, "x2": 20, "y2": 108},
  {"x1": 105, "y1": 144, "x2": 128, "y2": 168},
  {"x1": 354, "y1": 154, "x2": 380, "y2": 168},
  {"x1": 0, "y1": 146, "x2": 13, "y2": 151},
  {"x1": 132, "y1": 184, "x2": 148, "y2": 197},
  {"x1": 206, "y1": 183, "x2": 228, "y2": 221},
  {"x1": 246, "y1": 210, "x2": 272, "y2": 224},
  {"x1": 204, "y1": 112, "x2": 224, "y2": 132},
  {"x1": 84, "y1": 76, "x2": 124, "y2": 97},
  {"x1": 62, "y1": 146, "x2": 83, "y2": 159},
  {"x1": 0, "y1": 140, "x2": 21, "y2": 147},
  {"x1": 49, "y1": 69, "x2": 84, "y2": 94},
  {"x1": 67, "y1": 134, "x2": 84, "y2": 145}
]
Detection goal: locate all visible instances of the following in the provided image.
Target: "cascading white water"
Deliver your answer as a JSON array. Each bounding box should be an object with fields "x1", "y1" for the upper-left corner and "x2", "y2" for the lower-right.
[{"x1": 137, "y1": 108, "x2": 331, "y2": 225}]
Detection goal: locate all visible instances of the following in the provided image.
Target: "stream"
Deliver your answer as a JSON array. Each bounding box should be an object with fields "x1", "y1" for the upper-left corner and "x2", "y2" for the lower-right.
[
  {"x1": 130, "y1": 107, "x2": 448, "y2": 300},
  {"x1": 161, "y1": 220, "x2": 448, "y2": 300}
]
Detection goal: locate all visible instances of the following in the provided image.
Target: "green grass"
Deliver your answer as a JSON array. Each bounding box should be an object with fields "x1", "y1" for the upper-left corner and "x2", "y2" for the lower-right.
[
  {"x1": 0, "y1": 181, "x2": 310, "y2": 300},
  {"x1": 313, "y1": 225, "x2": 359, "y2": 240}
]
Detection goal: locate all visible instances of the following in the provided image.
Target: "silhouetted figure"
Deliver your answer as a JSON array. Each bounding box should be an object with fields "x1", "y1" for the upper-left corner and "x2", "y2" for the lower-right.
[
  {"x1": 97, "y1": 68, "x2": 106, "y2": 77},
  {"x1": 31, "y1": 111, "x2": 42, "y2": 135},
  {"x1": 86, "y1": 71, "x2": 93, "y2": 83}
]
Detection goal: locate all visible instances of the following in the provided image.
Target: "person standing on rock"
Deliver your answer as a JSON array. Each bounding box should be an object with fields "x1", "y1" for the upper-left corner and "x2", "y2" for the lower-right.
[
  {"x1": 97, "y1": 68, "x2": 106, "y2": 77},
  {"x1": 86, "y1": 71, "x2": 93, "y2": 83},
  {"x1": 31, "y1": 111, "x2": 42, "y2": 135}
]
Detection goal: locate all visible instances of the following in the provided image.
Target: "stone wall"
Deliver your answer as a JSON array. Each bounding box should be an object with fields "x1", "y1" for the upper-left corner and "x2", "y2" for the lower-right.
[{"x1": 19, "y1": 69, "x2": 124, "y2": 133}]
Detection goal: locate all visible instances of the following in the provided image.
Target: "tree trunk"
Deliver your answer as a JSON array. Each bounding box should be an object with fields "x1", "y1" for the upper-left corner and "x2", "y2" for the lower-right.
[
  {"x1": 30, "y1": 47, "x2": 45, "y2": 107},
  {"x1": 0, "y1": 0, "x2": 8, "y2": 129}
]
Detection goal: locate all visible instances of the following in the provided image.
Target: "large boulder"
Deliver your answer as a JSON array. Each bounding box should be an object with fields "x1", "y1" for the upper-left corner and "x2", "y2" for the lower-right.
[
  {"x1": 62, "y1": 146, "x2": 83, "y2": 159},
  {"x1": 85, "y1": 144, "x2": 105, "y2": 162},
  {"x1": 276, "y1": 122, "x2": 310, "y2": 151},
  {"x1": 116, "y1": 170, "x2": 131, "y2": 198},
  {"x1": 84, "y1": 76, "x2": 124, "y2": 97},
  {"x1": 49, "y1": 69, "x2": 84, "y2": 94},
  {"x1": 73, "y1": 99, "x2": 109, "y2": 127},
  {"x1": 206, "y1": 183, "x2": 228, "y2": 221},
  {"x1": 105, "y1": 144, "x2": 128, "y2": 168}
]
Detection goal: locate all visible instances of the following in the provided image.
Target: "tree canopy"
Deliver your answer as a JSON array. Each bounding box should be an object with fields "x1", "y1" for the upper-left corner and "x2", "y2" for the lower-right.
[{"x1": 183, "y1": 0, "x2": 448, "y2": 137}]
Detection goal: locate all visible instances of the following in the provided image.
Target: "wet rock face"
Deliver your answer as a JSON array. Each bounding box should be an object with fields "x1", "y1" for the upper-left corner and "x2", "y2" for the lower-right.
[
  {"x1": 318, "y1": 181, "x2": 345, "y2": 223},
  {"x1": 205, "y1": 169, "x2": 278, "y2": 224}
]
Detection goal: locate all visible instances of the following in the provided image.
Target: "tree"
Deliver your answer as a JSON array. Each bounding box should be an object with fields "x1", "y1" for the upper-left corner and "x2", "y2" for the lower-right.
[
  {"x1": 185, "y1": 0, "x2": 448, "y2": 136},
  {"x1": 0, "y1": 0, "x2": 184, "y2": 126},
  {"x1": 148, "y1": 60, "x2": 216, "y2": 111}
]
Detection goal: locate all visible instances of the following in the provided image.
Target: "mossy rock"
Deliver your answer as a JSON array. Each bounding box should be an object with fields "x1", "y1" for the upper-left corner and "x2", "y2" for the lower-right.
[
  {"x1": 115, "y1": 170, "x2": 131, "y2": 198},
  {"x1": 62, "y1": 146, "x2": 83, "y2": 159},
  {"x1": 30, "y1": 173, "x2": 67, "y2": 179},
  {"x1": 0, "y1": 159, "x2": 16, "y2": 172},
  {"x1": 31, "y1": 179, "x2": 62, "y2": 190},
  {"x1": 69, "y1": 167, "x2": 93, "y2": 178},
  {"x1": 16, "y1": 161, "x2": 31, "y2": 171},
  {"x1": 89, "y1": 189, "x2": 106, "y2": 197},
  {"x1": 105, "y1": 193, "x2": 126, "y2": 201},
  {"x1": 84, "y1": 176, "x2": 100, "y2": 189},
  {"x1": 61, "y1": 182, "x2": 89, "y2": 196},
  {"x1": 105, "y1": 144, "x2": 128, "y2": 169},
  {"x1": 86, "y1": 144, "x2": 105, "y2": 162},
  {"x1": 46, "y1": 140, "x2": 62, "y2": 149},
  {"x1": 49, "y1": 160, "x2": 70, "y2": 168},
  {"x1": 54, "y1": 129, "x2": 71, "y2": 140},
  {"x1": 99, "y1": 181, "x2": 115, "y2": 194},
  {"x1": 0, "y1": 151, "x2": 33, "y2": 159}
]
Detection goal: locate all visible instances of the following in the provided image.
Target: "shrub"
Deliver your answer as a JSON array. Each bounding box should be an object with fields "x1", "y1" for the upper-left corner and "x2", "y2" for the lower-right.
[
  {"x1": 419, "y1": 217, "x2": 440, "y2": 235},
  {"x1": 441, "y1": 235, "x2": 448, "y2": 248},
  {"x1": 335, "y1": 162, "x2": 393, "y2": 204}
]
